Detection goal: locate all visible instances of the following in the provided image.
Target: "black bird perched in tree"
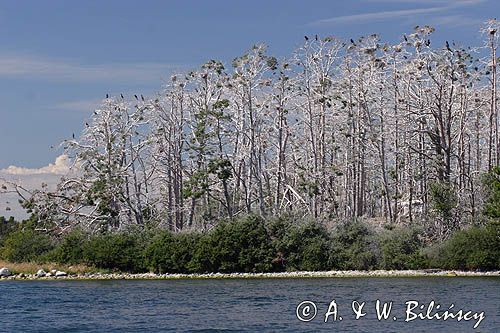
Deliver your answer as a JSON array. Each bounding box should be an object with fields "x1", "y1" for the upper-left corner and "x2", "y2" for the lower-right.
[
  {"x1": 141, "y1": 94, "x2": 144, "y2": 101},
  {"x1": 106, "y1": 93, "x2": 109, "y2": 98},
  {"x1": 134, "y1": 94, "x2": 138, "y2": 100},
  {"x1": 446, "y1": 41, "x2": 451, "y2": 51},
  {"x1": 403, "y1": 34, "x2": 408, "y2": 42},
  {"x1": 425, "y1": 39, "x2": 431, "y2": 47},
  {"x1": 304, "y1": 35, "x2": 309, "y2": 41},
  {"x1": 315, "y1": 34, "x2": 318, "y2": 41},
  {"x1": 350, "y1": 38, "x2": 355, "y2": 44},
  {"x1": 72, "y1": 133, "x2": 75, "y2": 139},
  {"x1": 121, "y1": 93, "x2": 124, "y2": 99}
]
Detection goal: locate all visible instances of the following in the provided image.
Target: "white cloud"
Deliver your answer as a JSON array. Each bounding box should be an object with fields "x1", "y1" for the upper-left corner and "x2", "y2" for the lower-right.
[
  {"x1": 0, "y1": 155, "x2": 72, "y2": 219},
  {"x1": 363, "y1": 0, "x2": 484, "y2": 4},
  {"x1": 0, "y1": 54, "x2": 187, "y2": 83},
  {"x1": 1, "y1": 155, "x2": 70, "y2": 176},
  {"x1": 309, "y1": 0, "x2": 486, "y2": 26},
  {"x1": 310, "y1": 7, "x2": 446, "y2": 25},
  {"x1": 424, "y1": 14, "x2": 483, "y2": 28},
  {"x1": 54, "y1": 99, "x2": 101, "y2": 113},
  {"x1": 365, "y1": 0, "x2": 442, "y2": 2}
]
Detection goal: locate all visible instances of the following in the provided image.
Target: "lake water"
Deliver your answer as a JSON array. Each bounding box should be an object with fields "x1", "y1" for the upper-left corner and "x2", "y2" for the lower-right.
[{"x1": 0, "y1": 277, "x2": 498, "y2": 332}]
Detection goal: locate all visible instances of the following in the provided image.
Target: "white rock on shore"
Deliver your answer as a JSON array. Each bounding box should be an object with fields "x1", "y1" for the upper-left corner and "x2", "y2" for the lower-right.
[
  {"x1": 55, "y1": 271, "x2": 67, "y2": 277},
  {"x1": 0, "y1": 267, "x2": 11, "y2": 277},
  {"x1": 35, "y1": 269, "x2": 46, "y2": 277},
  {"x1": 1, "y1": 269, "x2": 500, "y2": 280}
]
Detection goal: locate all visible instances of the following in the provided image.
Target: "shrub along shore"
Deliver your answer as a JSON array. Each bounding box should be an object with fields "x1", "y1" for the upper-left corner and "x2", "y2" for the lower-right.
[{"x1": 0, "y1": 215, "x2": 499, "y2": 276}]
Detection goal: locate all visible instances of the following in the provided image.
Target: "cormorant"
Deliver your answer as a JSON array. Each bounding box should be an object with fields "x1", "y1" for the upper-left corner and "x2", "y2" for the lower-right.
[{"x1": 304, "y1": 35, "x2": 309, "y2": 41}]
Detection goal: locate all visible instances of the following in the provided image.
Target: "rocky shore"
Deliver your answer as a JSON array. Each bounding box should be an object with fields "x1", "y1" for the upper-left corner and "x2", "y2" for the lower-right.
[{"x1": 0, "y1": 267, "x2": 499, "y2": 280}]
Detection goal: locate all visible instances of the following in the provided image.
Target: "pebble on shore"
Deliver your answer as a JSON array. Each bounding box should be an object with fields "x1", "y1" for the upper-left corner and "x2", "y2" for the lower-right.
[{"x1": 0, "y1": 268, "x2": 499, "y2": 280}]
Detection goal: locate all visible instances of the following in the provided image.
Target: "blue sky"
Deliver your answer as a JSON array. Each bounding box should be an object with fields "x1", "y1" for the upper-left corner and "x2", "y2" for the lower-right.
[{"x1": 0, "y1": 0, "x2": 497, "y2": 170}]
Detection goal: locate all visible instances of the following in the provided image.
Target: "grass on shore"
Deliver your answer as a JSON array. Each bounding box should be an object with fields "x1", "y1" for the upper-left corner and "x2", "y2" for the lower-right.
[{"x1": 0, "y1": 260, "x2": 96, "y2": 275}]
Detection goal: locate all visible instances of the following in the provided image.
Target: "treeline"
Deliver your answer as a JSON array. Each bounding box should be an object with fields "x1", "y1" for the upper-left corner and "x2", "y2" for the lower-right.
[
  {"x1": 0, "y1": 214, "x2": 498, "y2": 273},
  {"x1": 1, "y1": 21, "x2": 500, "y2": 240}
]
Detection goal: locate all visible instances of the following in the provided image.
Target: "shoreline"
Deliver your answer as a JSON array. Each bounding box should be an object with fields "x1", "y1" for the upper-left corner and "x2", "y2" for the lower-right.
[{"x1": 1, "y1": 269, "x2": 500, "y2": 281}]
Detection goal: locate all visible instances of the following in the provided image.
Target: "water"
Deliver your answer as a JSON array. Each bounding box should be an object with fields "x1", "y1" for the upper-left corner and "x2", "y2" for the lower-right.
[{"x1": 0, "y1": 277, "x2": 498, "y2": 332}]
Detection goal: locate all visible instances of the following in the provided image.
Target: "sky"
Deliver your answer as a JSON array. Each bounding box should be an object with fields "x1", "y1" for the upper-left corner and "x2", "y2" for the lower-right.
[{"x1": 0, "y1": 0, "x2": 498, "y2": 217}]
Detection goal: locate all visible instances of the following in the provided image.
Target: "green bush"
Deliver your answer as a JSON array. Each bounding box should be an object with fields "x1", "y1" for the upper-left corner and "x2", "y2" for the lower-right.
[
  {"x1": 433, "y1": 223, "x2": 500, "y2": 271},
  {"x1": 271, "y1": 218, "x2": 331, "y2": 271},
  {"x1": 0, "y1": 216, "x2": 17, "y2": 247},
  {"x1": 380, "y1": 228, "x2": 427, "y2": 270},
  {"x1": 1, "y1": 229, "x2": 54, "y2": 262},
  {"x1": 83, "y1": 232, "x2": 146, "y2": 272},
  {"x1": 144, "y1": 230, "x2": 174, "y2": 273},
  {"x1": 49, "y1": 229, "x2": 88, "y2": 264},
  {"x1": 429, "y1": 181, "x2": 458, "y2": 236},
  {"x1": 190, "y1": 215, "x2": 275, "y2": 273},
  {"x1": 332, "y1": 221, "x2": 380, "y2": 270},
  {"x1": 2, "y1": 212, "x2": 499, "y2": 273},
  {"x1": 188, "y1": 233, "x2": 218, "y2": 273},
  {"x1": 145, "y1": 231, "x2": 200, "y2": 273},
  {"x1": 482, "y1": 166, "x2": 500, "y2": 219},
  {"x1": 430, "y1": 182, "x2": 457, "y2": 218}
]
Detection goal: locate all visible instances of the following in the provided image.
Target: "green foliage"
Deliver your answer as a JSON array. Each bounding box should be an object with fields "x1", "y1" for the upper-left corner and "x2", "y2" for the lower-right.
[
  {"x1": 1, "y1": 229, "x2": 54, "y2": 262},
  {"x1": 0, "y1": 216, "x2": 17, "y2": 246},
  {"x1": 190, "y1": 215, "x2": 275, "y2": 273},
  {"x1": 332, "y1": 221, "x2": 380, "y2": 270},
  {"x1": 212, "y1": 99, "x2": 230, "y2": 110},
  {"x1": 201, "y1": 59, "x2": 225, "y2": 74},
  {"x1": 429, "y1": 181, "x2": 457, "y2": 221},
  {"x1": 83, "y1": 232, "x2": 146, "y2": 272},
  {"x1": 87, "y1": 178, "x2": 120, "y2": 219},
  {"x1": 49, "y1": 229, "x2": 88, "y2": 264},
  {"x1": 270, "y1": 217, "x2": 331, "y2": 271},
  {"x1": 482, "y1": 166, "x2": 500, "y2": 219},
  {"x1": 266, "y1": 56, "x2": 278, "y2": 70},
  {"x1": 188, "y1": 234, "x2": 218, "y2": 273},
  {"x1": 380, "y1": 228, "x2": 427, "y2": 270},
  {"x1": 145, "y1": 231, "x2": 201, "y2": 273},
  {"x1": 1, "y1": 213, "x2": 499, "y2": 273},
  {"x1": 431, "y1": 223, "x2": 500, "y2": 271},
  {"x1": 208, "y1": 158, "x2": 232, "y2": 181}
]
